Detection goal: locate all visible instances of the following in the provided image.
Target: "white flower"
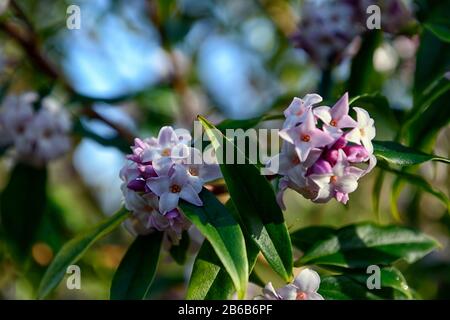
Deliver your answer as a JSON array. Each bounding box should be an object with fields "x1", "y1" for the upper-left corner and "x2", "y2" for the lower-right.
[
  {"x1": 345, "y1": 107, "x2": 376, "y2": 154},
  {"x1": 0, "y1": 93, "x2": 71, "y2": 166},
  {"x1": 141, "y1": 126, "x2": 191, "y2": 163},
  {"x1": 279, "y1": 109, "x2": 334, "y2": 162},
  {"x1": 257, "y1": 268, "x2": 324, "y2": 300},
  {"x1": 147, "y1": 163, "x2": 203, "y2": 214},
  {"x1": 283, "y1": 94, "x2": 323, "y2": 129}
]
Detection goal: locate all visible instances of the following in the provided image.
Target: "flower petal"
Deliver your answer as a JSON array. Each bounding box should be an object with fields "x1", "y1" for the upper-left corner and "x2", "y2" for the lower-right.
[
  {"x1": 276, "y1": 284, "x2": 298, "y2": 300},
  {"x1": 158, "y1": 126, "x2": 177, "y2": 146},
  {"x1": 159, "y1": 192, "x2": 180, "y2": 213},
  {"x1": 293, "y1": 268, "x2": 321, "y2": 293},
  {"x1": 146, "y1": 176, "x2": 171, "y2": 196},
  {"x1": 180, "y1": 184, "x2": 203, "y2": 206},
  {"x1": 331, "y1": 92, "x2": 349, "y2": 120}
]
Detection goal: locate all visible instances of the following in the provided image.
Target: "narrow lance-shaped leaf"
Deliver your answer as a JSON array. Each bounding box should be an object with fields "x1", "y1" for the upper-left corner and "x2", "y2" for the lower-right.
[
  {"x1": 110, "y1": 232, "x2": 163, "y2": 300},
  {"x1": 295, "y1": 222, "x2": 439, "y2": 269},
  {"x1": 179, "y1": 189, "x2": 248, "y2": 299},
  {"x1": 37, "y1": 207, "x2": 129, "y2": 299},
  {"x1": 373, "y1": 140, "x2": 450, "y2": 165},
  {"x1": 186, "y1": 200, "x2": 260, "y2": 300},
  {"x1": 198, "y1": 115, "x2": 293, "y2": 281},
  {"x1": 378, "y1": 162, "x2": 450, "y2": 215},
  {"x1": 0, "y1": 163, "x2": 47, "y2": 261}
]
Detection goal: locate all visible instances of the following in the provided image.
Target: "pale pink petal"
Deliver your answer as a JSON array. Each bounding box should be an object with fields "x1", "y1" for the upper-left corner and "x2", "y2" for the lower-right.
[
  {"x1": 303, "y1": 93, "x2": 323, "y2": 106},
  {"x1": 310, "y1": 129, "x2": 334, "y2": 148},
  {"x1": 303, "y1": 109, "x2": 316, "y2": 132},
  {"x1": 279, "y1": 127, "x2": 296, "y2": 144},
  {"x1": 180, "y1": 184, "x2": 203, "y2": 206},
  {"x1": 345, "y1": 128, "x2": 362, "y2": 145},
  {"x1": 172, "y1": 164, "x2": 189, "y2": 186},
  {"x1": 331, "y1": 92, "x2": 349, "y2": 120},
  {"x1": 293, "y1": 268, "x2": 321, "y2": 293},
  {"x1": 295, "y1": 141, "x2": 312, "y2": 162},
  {"x1": 338, "y1": 114, "x2": 357, "y2": 128},
  {"x1": 353, "y1": 107, "x2": 372, "y2": 127},
  {"x1": 313, "y1": 106, "x2": 331, "y2": 124},
  {"x1": 335, "y1": 175, "x2": 358, "y2": 194},
  {"x1": 199, "y1": 164, "x2": 222, "y2": 182},
  {"x1": 276, "y1": 284, "x2": 298, "y2": 300},
  {"x1": 146, "y1": 176, "x2": 171, "y2": 196},
  {"x1": 152, "y1": 157, "x2": 174, "y2": 176},
  {"x1": 159, "y1": 192, "x2": 180, "y2": 213},
  {"x1": 158, "y1": 126, "x2": 177, "y2": 146}
]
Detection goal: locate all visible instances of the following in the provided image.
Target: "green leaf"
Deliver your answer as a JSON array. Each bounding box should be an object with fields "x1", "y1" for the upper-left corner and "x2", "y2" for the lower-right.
[
  {"x1": 0, "y1": 163, "x2": 47, "y2": 260},
  {"x1": 379, "y1": 162, "x2": 450, "y2": 213},
  {"x1": 425, "y1": 22, "x2": 450, "y2": 42},
  {"x1": 186, "y1": 201, "x2": 260, "y2": 300},
  {"x1": 373, "y1": 140, "x2": 450, "y2": 165},
  {"x1": 372, "y1": 170, "x2": 385, "y2": 221},
  {"x1": 37, "y1": 207, "x2": 129, "y2": 299},
  {"x1": 110, "y1": 232, "x2": 163, "y2": 300},
  {"x1": 198, "y1": 115, "x2": 293, "y2": 281},
  {"x1": 290, "y1": 226, "x2": 336, "y2": 252},
  {"x1": 319, "y1": 267, "x2": 412, "y2": 300},
  {"x1": 179, "y1": 189, "x2": 248, "y2": 299},
  {"x1": 296, "y1": 222, "x2": 439, "y2": 269},
  {"x1": 169, "y1": 231, "x2": 190, "y2": 265},
  {"x1": 349, "y1": 94, "x2": 398, "y2": 131},
  {"x1": 347, "y1": 30, "x2": 383, "y2": 96}
]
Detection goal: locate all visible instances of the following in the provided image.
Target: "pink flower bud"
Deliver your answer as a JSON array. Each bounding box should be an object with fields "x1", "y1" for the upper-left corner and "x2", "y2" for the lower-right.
[
  {"x1": 308, "y1": 159, "x2": 332, "y2": 175},
  {"x1": 127, "y1": 178, "x2": 146, "y2": 192},
  {"x1": 323, "y1": 149, "x2": 339, "y2": 166},
  {"x1": 343, "y1": 145, "x2": 369, "y2": 162}
]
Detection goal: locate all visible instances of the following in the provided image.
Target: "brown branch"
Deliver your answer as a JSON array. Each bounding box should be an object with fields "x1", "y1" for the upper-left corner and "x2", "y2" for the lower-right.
[{"x1": 0, "y1": 11, "x2": 136, "y2": 146}]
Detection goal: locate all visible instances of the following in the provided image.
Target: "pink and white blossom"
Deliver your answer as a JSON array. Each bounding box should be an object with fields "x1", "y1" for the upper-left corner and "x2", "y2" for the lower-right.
[
  {"x1": 268, "y1": 92, "x2": 376, "y2": 206},
  {"x1": 120, "y1": 126, "x2": 221, "y2": 245},
  {"x1": 257, "y1": 268, "x2": 324, "y2": 300},
  {"x1": 0, "y1": 93, "x2": 71, "y2": 167}
]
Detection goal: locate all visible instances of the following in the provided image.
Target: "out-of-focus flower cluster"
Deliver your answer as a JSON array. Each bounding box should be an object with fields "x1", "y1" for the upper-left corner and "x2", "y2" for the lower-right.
[
  {"x1": 267, "y1": 92, "x2": 376, "y2": 207},
  {"x1": 0, "y1": 92, "x2": 71, "y2": 167},
  {"x1": 120, "y1": 126, "x2": 221, "y2": 245},
  {"x1": 292, "y1": 0, "x2": 414, "y2": 68},
  {"x1": 256, "y1": 268, "x2": 324, "y2": 300},
  {"x1": 0, "y1": 0, "x2": 9, "y2": 15}
]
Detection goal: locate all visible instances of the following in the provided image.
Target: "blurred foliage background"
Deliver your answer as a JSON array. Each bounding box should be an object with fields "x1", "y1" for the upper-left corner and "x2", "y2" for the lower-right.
[{"x1": 0, "y1": 0, "x2": 449, "y2": 299}]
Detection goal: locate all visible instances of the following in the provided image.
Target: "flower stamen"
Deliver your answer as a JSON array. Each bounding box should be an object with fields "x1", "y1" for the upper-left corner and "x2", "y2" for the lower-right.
[{"x1": 170, "y1": 184, "x2": 181, "y2": 193}]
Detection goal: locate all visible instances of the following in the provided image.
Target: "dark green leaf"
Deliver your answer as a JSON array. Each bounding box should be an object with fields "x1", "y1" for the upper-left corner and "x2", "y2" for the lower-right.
[
  {"x1": 347, "y1": 30, "x2": 383, "y2": 96},
  {"x1": 296, "y1": 222, "x2": 439, "y2": 268},
  {"x1": 186, "y1": 201, "x2": 260, "y2": 300},
  {"x1": 0, "y1": 163, "x2": 47, "y2": 260},
  {"x1": 110, "y1": 232, "x2": 163, "y2": 300},
  {"x1": 179, "y1": 189, "x2": 248, "y2": 299},
  {"x1": 379, "y1": 162, "x2": 450, "y2": 213},
  {"x1": 290, "y1": 226, "x2": 336, "y2": 252},
  {"x1": 349, "y1": 94, "x2": 398, "y2": 132},
  {"x1": 373, "y1": 140, "x2": 450, "y2": 165},
  {"x1": 198, "y1": 115, "x2": 293, "y2": 281},
  {"x1": 319, "y1": 267, "x2": 412, "y2": 300},
  {"x1": 37, "y1": 207, "x2": 129, "y2": 299},
  {"x1": 169, "y1": 231, "x2": 190, "y2": 265}
]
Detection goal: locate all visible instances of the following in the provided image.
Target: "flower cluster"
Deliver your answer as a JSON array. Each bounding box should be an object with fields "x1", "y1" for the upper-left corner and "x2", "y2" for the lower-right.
[
  {"x1": 292, "y1": 0, "x2": 414, "y2": 68},
  {"x1": 267, "y1": 92, "x2": 376, "y2": 207},
  {"x1": 256, "y1": 268, "x2": 324, "y2": 300},
  {"x1": 0, "y1": 92, "x2": 71, "y2": 167},
  {"x1": 120, "y1": 126, "x2": 221, "y2": 245},
  {"x1": 291, "y1": 0, "x2": 362, "y2": 68}
]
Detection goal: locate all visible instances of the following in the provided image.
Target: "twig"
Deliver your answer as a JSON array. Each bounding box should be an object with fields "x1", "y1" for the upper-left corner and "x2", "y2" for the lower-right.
[{"x1": 0, "y1": 12, "x2": 135, "y2": 145}]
